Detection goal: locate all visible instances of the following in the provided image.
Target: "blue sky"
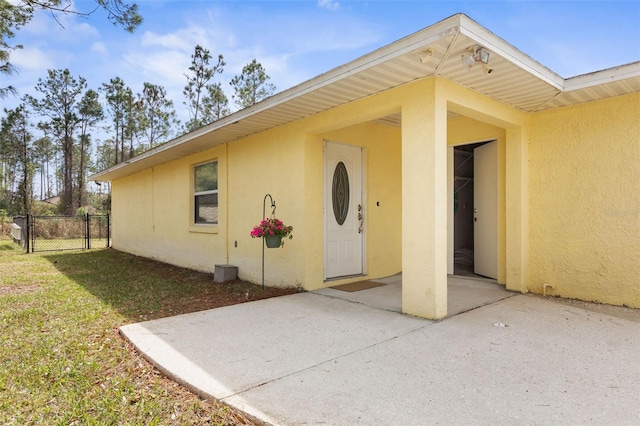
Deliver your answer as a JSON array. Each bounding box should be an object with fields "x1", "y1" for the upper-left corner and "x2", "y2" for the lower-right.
[{"x1": 3, "y1": 0, "x2": 640, "y2": 124}]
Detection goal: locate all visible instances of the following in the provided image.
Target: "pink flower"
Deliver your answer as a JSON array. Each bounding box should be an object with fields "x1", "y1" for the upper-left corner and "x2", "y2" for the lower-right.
[{"x1": 250, "y1": 217, "x2": 294, "y2": 245}]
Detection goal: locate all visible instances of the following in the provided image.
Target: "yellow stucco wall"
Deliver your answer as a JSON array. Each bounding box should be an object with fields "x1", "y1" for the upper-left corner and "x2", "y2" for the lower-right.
[
  {"x1": 529, "y1": 93, "x2": 640, "y2": 308},
  {"x1": 111, "y1": 169, "x2": 153, "y2": 255},
  {"x1": 111, "y1": 95, "x2": 404, "y2": 289},
  {"x1": 111, "y1": 145, "x2": 228, "y2": 271},
  {"x1": 442, "y1": 78, "x2": 530, "y2": 295},
  {"x1": 110, "y1": 77, "x2": 528, "y2": 305},
  {"x1": 323, "y1": 122, "x2": 403, "y2": 283},
  {"x1": 224, "y1": 119, "x2": 403, "y2": 289},
  {"x1": 225, "y1": 124, "x2": 306, "y2": 287},
  {"x1": 447, "y1": 116, "x2": 507, "y2": 284},
  {"x1": 109, "y1": 75, "x2": 638, "y2": 310}
]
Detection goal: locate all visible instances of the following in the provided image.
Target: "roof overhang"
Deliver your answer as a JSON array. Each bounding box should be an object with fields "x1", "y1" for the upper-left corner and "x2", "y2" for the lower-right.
[{"x1": 91, "y1": 13, "x2": 640, "y2": 182}]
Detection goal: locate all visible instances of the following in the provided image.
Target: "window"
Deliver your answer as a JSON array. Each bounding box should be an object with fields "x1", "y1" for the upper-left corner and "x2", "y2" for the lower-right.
[
  {"x1": 194, "y1": 161, "x2": 218, "y2": 224},
  {"x1": 332, "y1": 161, "x2": 349, "y2": 225}
]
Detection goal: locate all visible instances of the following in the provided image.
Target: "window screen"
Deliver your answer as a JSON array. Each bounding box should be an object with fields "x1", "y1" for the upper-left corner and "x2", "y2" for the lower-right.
[{"x1": 194, "y1": 162, "x2": 218, "y2": 224}]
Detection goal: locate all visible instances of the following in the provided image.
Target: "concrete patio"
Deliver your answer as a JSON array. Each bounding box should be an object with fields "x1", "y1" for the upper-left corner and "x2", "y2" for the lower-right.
[
  {"x1": 315, "y1": 273, "x2": 514, "y2": 316},
  {"x1": 120, "y1": 277, "x2": 640, "y2": 425}
]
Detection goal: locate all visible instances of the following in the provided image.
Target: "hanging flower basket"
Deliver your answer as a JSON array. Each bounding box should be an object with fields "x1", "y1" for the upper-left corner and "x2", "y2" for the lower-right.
[
  {"x1": 250, "y1": 218, "x2": 293, "y2": 248},
  {"x1": 264, "y1": 234, "x2": 282, "y2": 248}
]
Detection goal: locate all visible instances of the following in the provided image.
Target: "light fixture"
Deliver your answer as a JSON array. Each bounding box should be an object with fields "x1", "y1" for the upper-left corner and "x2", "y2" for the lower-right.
[
  {"x1": 416, "y1": 47, "x2": 434, "y2": 64},
  {"x1": 461, "y1": 45, "x2": 492, "y2": 72},
  {"x1": 461, "y1": 52, "x2": 476, "y2": 67},
  {"x1": 476, "y1": 47, "x2": 490, "y2": 64}
]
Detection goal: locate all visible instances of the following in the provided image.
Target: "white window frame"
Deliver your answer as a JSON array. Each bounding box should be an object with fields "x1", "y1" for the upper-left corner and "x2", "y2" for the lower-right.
[{"x1": 193, "y1": 160, "x2": 218, "y2": 226}]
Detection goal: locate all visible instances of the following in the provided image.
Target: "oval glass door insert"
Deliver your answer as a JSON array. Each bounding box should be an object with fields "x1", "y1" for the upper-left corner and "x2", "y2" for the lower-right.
[{"x1": 332, "y1": 161, "x2": 350, "y2": 225}]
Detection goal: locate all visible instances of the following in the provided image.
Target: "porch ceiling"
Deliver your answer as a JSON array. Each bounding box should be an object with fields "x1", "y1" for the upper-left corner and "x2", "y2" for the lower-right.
[{"x1": 91, "y1": 14, "x2": 639, "y2": 182}]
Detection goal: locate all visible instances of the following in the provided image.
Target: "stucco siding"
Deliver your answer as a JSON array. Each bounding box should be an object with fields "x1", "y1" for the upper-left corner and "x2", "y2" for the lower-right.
[
  {"x1": 323, "y1": 122, "x2": 403, "y2": 282},
  {"x1": 224, "y1": 117, "x2": 403, "y2": 289},
  {"x1": 529, "y1": 93, "x2": 640, "y2": 308},
  {"x1": 447, "y1": 116, "x2": 507, "y2": 284},
  {"x1": 109, "y1": 78, "x2": 638, "y2": 309},
  {"x1": 111, "y1": 169, "x2": 154, "y2": 257},
  {"x1": 109, "y1": 85, "x2": 408, "y2": 289},
  {"x1": 111, "y1": 145, "x2": 228, "y2": 272},
  {"x1": 226, "y1": 125, "x2": 306, "y2": 287}
]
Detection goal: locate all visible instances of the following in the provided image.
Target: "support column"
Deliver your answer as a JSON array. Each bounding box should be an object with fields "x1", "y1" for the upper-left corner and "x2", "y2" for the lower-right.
[
  {"x1": 505, "y1": 125, "x2": 530, "y2": 293},
  {"x1": 401, "y1": 80, "x2": 448, "y2": 319}
]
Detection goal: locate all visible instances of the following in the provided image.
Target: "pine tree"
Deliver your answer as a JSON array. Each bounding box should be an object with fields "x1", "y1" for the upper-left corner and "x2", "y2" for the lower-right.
[
  {"x1": 0, "y1": 104, "x2": 34, "y2": 213},
  {"x1": 101, "y1": 77, "x2": 135, "y2": 165},
  {"x1": 138, "y1": 83, "x2": 179, "y2": 149},
  {"x1": 77, "y1": 89, "x2": 103, "y2": 207},
  {"x1": 183, "y1": 45, "x2": 225, "y2": 131},
  {"x1": 202, "y1": 83, "x2": 230, "y2": 122},
  {"x1": 28, "y1": 69, "x2": 86, "y2": 214},
  {"x1": 230, "y1": 59, "x2": 276, "y2": 109},
  {"x1": 1, "y1": 0, "x2": 142, "y2": 98}
]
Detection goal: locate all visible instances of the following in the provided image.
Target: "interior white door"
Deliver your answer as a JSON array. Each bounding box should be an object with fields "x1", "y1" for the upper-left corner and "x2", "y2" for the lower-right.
[
  {"x1": 473, "y1": 141, "x2": 498, "y2": 279},
  {"x1": 325, "y1": 142, "x2": 364, "y2": 279}
]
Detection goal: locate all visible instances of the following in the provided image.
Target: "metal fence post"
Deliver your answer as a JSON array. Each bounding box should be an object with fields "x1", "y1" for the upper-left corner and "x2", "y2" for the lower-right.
[
  {"x1": 86, "y1": 213, "x2": 91, "y2": 249},
  {"x1": 106, "y1": 213, "x2": 110, "y2": 248},
  {"x1": 28, "y1": 214, "x2": 32, "y2": 253},
  {"x1": 24, "y1": 215, "x2": 29, "y2": 253}
]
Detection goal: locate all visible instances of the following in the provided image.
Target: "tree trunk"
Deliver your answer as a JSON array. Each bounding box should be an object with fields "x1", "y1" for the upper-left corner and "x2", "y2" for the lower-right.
[
  {"x1": 114, "y1": 121, "x2": 120, "y2": 165},
  {"x1": 63, "y1": 133, "x2": 74, "y2": 215},
  {"x1": 78, "y1": 136, "x2": 85, "y2": 208}
]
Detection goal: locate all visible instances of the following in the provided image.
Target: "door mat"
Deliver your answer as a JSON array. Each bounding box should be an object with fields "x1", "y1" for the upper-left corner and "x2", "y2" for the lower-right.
[{"x1": 330, "y1": 280, "x2": 386, "y2": 292}]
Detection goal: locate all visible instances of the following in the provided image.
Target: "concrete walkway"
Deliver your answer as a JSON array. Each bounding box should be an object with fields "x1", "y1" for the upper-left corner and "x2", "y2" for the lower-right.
[{"x1": 120, "y1": 290, "x2": 640, "y2": 425}]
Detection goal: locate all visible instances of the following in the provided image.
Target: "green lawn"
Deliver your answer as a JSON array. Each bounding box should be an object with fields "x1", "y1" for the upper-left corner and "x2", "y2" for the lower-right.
[
  {"x1": 26, "y1": 237, "x2": 110, "y2": 252},
  {"x1": 0, "y1": 241, "x2": 292, "y2": 425}
]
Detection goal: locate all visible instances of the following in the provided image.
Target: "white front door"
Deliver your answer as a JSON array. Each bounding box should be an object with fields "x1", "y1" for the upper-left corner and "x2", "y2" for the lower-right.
[
  {"x1": 473, "y1": 141, "x2": 498, "y2": 279},
  {"x1": 325, "y1": 142, "x2": 364, "y2": 279}
]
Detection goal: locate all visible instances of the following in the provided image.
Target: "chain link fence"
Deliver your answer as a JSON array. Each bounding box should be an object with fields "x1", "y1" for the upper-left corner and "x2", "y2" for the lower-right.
[{"x1": 11, "y1": 214, "x2": 110, "y2": 253}]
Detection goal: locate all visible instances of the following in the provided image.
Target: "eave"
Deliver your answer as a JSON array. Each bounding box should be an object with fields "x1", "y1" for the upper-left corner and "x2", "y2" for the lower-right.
[{"x1": 91, "y1": 13, "x2": 640, "y2": 182}]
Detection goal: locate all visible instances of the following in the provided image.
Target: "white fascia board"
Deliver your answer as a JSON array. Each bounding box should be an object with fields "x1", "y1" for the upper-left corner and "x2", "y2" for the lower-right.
[
  {"x1": 458, "y1": 14, "x2": 565, "y2": 91},
  {"x1": 563, "y1": 61, "x2": 640, "y2": 91},
  {"x1": 91, "y1": 15, "x2": 464, "y2": 182},
  {"x1": 154, "y1": 14, "x2": 463, "y2": 133},
  {"x1": 245, "y1": 14, "x2": 462, "y2": 106},
  {"x1": 89, "y1": 124, "x2": 222, "y2": 181}
]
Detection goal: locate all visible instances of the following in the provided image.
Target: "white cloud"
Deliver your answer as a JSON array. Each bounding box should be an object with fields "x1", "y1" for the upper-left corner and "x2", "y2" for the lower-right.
[
  {"x1": 141, "y1": 30, "x2": 196, "y2": 52},
  {"x1": 156, "y1": 5, "x2": 383, "y2": 106},
  {"x1": 19, "y1": 9, "x2": 52, "y2": 36},
  {"x1": 108, "y1": 2, "x2": 383, "y2": 110},
  {"x1": 68, "y1": 21, "x2": 100, "y2": 38},
  {"x1": 11, "y1": 47, "x2": 56, "y2": 72},
  {"x1": 91, "y1": 42, "x2": 107, "y2": 56},
  {"x1": 125, "y1": 23, "x2": 235, "y2": 95},
  {"x1": 122, "y1": 50, "x2": 189, "y2": 88},
  {"x1": 21, "y1": 5, "x2": 99, "y2": 41},
  {"x1": 5, "y1": 1, "x2": 384, "y2": 120},
  {"x1": 318, "y1": 0, "x2": 340, "y2": 11}
]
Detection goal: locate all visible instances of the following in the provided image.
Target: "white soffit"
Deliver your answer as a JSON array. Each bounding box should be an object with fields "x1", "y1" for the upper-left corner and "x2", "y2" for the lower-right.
[{"x1": 91, "y1": 14, "x2": 640, "y2": 182}]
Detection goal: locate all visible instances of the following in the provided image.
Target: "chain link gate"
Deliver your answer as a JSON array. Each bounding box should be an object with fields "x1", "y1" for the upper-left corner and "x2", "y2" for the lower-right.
[{"x1": 12, "y1": 214, "x2": 110, "y2": 253}]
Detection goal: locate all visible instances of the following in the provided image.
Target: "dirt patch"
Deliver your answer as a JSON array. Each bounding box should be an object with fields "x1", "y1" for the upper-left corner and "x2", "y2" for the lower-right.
[
  {"x1": 0, "y1": 221, "x2": 12, "y2": 240},
  {"x1": 0, "y1": 284, "x2": 40, "y2": 296},
  {"x1": 142, "y1": 279, "x2": 300, "y2": 321}
]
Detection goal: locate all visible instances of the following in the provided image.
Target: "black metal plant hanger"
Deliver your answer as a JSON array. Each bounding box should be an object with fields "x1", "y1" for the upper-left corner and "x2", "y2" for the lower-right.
[{"x1": 261, "y1": 194, "x2": 276, "y2": 289}]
